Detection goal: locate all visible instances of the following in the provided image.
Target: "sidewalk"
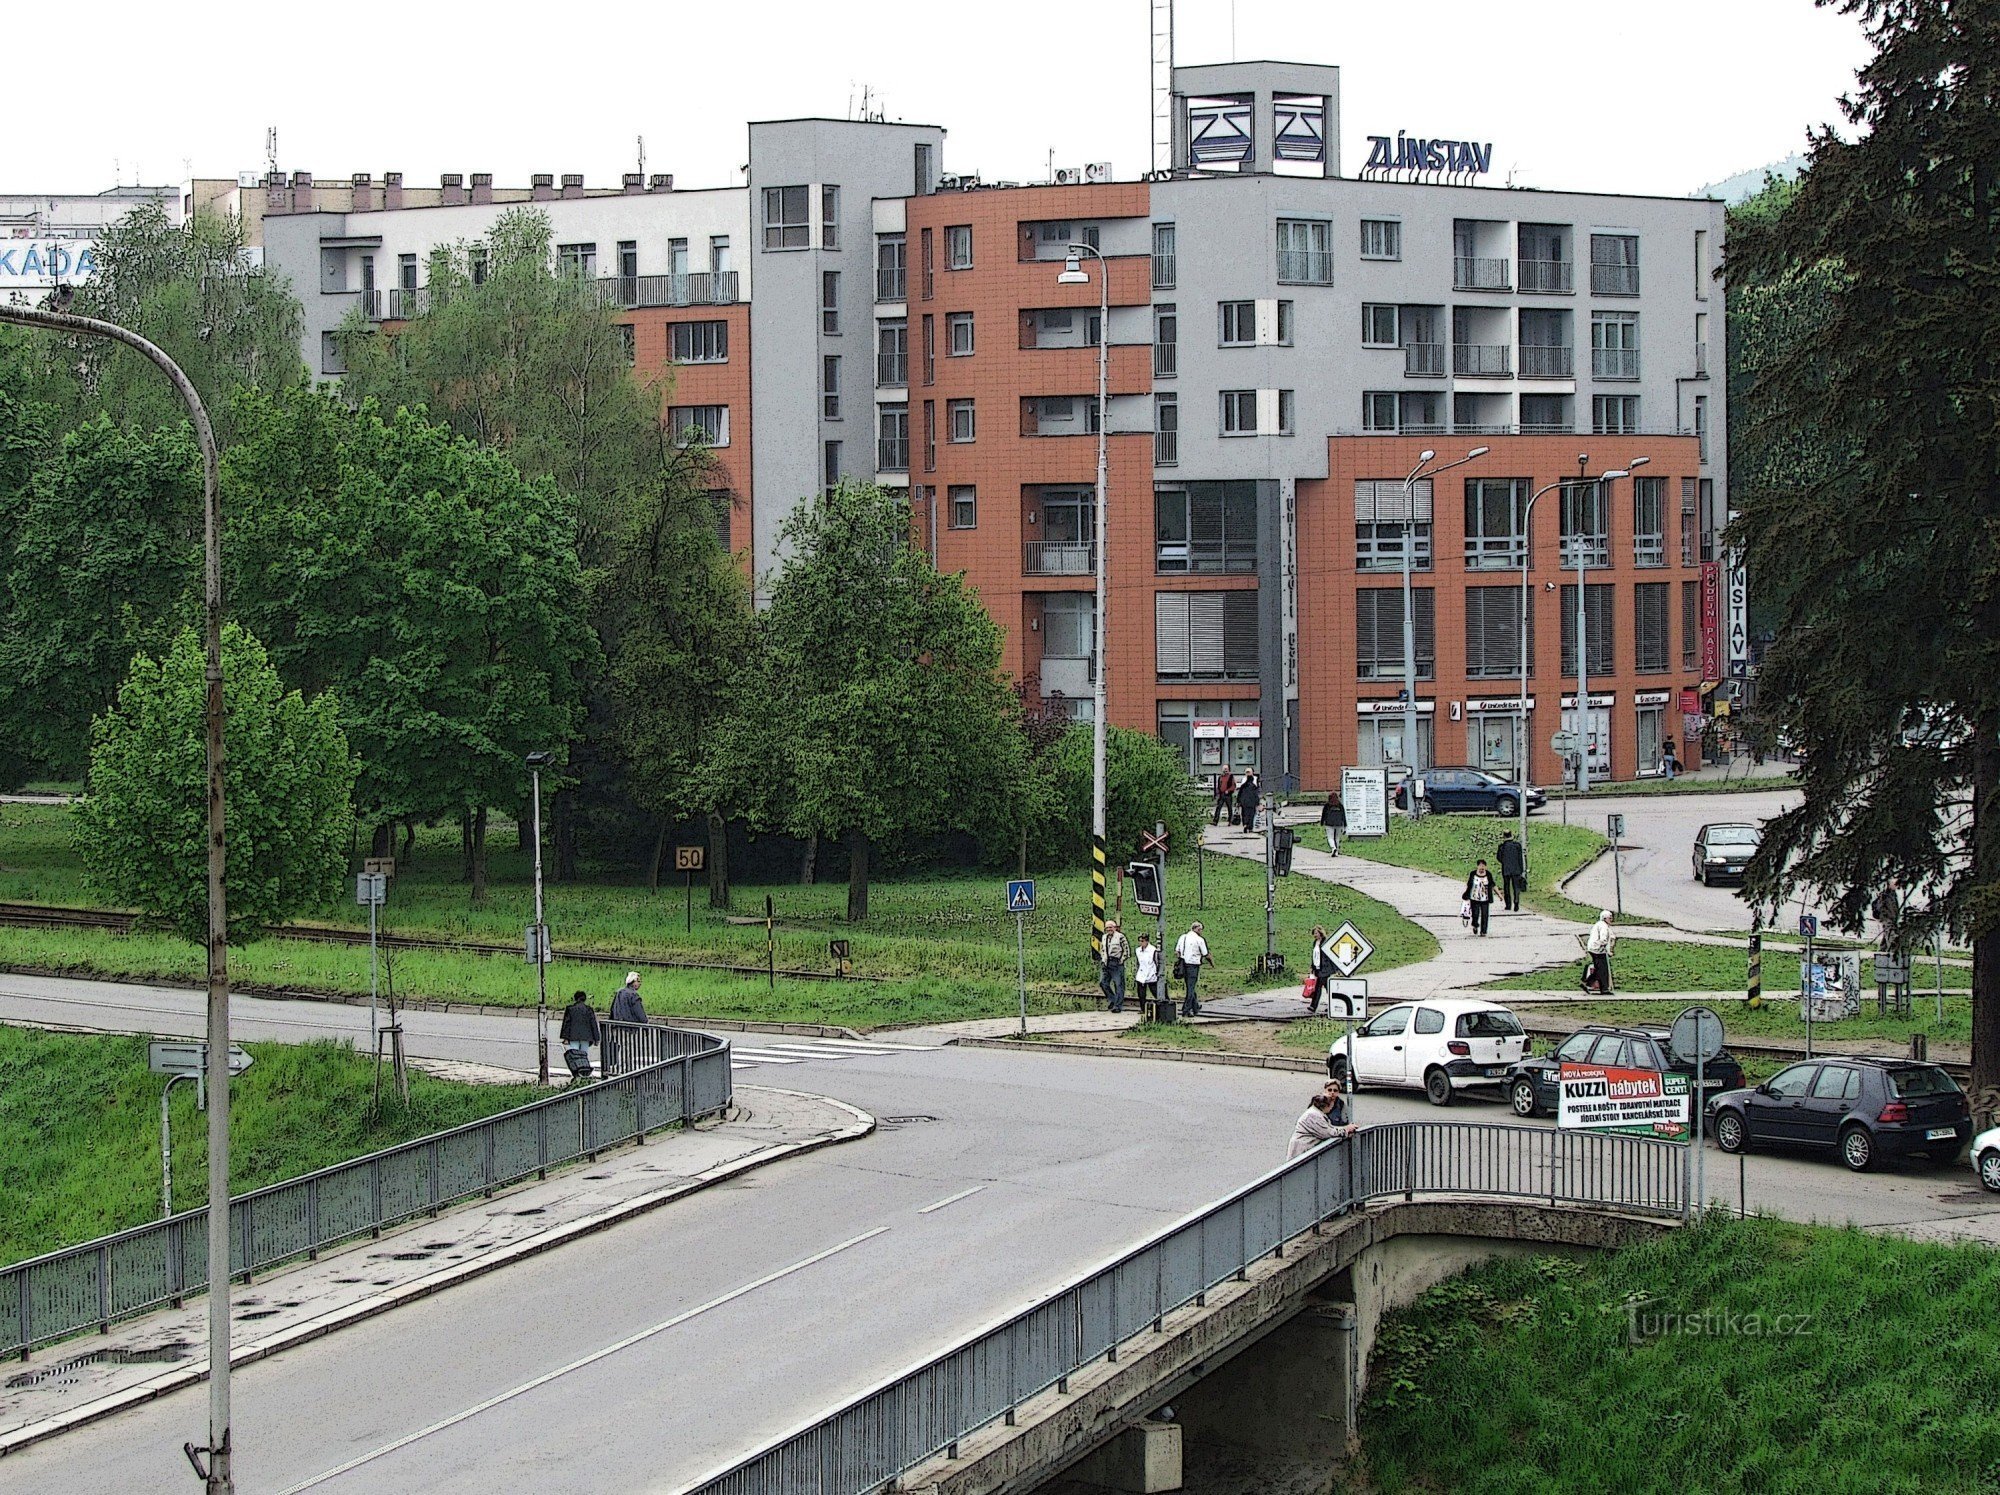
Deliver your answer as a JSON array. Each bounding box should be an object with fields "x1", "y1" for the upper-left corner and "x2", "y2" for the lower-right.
[{"x1": 0, "y1": 1086, "x2": 872, "y2": 1456}]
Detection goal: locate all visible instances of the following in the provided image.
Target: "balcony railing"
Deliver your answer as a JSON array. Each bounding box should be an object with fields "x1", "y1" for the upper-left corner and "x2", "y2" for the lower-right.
[
  {"x1": 1592, "y1": 347, "x2": 1640, "y2": 380},
  {"x1": 1152, "y1": 251, "x2": 1177, "y2": 290},
  {"x1": 380, "y1": 286, "x2": 430, "y2": 320},
  {"x1": 1454, "y1": 256, "x2": 1511, "y2": 291},
  {"x1": 1276, "y1": 249, "x2": 1333, "y2": 285},
  {"x1": 1591, "y1": 263, "x2": 1640, "y2": 296},
  {"x1": 1155, "y1": 427, "x2": 1178, "y2": 466},
  {"x1": 591, "y1": 270, "x2": 742, "y2": 310},
  {"x1": 876, "y1": 354, "x2": 908, "y2": 388},
  {"x1": 1023, "y1": 540, "x2": 1097, "y2": 576},
  {"x1": 1520, "y1": 420, "x2": 1574, "y2": 435},
  {"x1": 876, "y1": 267, "x2": 906, "y2": 302},
  {"x1": 1454, "y1": 343, "x2": 1512, "y2": 377},
  {"x1": 1403, "y1": 342, "x2": 1445, "y2": 377},
  {"x1": 1520, "y1": 345, "x2": 1575, "y2": 379},
  {"x1": 1518, "y1": 258, "x2": 1574, "y2": 293},
  {"x1": 877, "y1": 438, "x2": 909, "y2": 473},
  {"x1": 1154, "y1": 341, "x2": 1178, "y2": 378},
  {"x1": 1694, "y1": 341, "x2": 1709, "y2": 376}
]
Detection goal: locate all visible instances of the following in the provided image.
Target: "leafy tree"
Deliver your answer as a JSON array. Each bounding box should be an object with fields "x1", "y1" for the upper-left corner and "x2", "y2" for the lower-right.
[
  {"x1": 221, "y1": 388, "x2": 597, "y2": 900},
  {"x1": 761, "y1": 481, "x2": 1026, "y2": 921},
  {"x1": 73, "y1": 624, "x2": 356, "y2": 944},
  {"x1": 1726, "y1": 0, "x2": 2000, "y2": 1095},
  {"x1": 0, "y1": 417, "x2": 199, "y2": 782},
  {"x1": 1027, "y1": 725, "x2": 1206, "y2": 872}
]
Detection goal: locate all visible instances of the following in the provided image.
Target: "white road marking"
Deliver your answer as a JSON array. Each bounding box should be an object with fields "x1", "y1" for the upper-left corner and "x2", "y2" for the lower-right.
[
  {"x1": 916, "y1": 1186, "x2": 986, "y2": 1215},
  {"x1": 273, "y1": 1226, "x2": 892, "y2": 1494}
]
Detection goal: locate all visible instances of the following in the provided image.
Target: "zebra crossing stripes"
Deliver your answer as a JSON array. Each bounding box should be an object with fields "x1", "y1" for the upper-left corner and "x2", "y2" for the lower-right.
[{"x1": 728, "y1": 1037, "x2": 938, "y2": 1072}]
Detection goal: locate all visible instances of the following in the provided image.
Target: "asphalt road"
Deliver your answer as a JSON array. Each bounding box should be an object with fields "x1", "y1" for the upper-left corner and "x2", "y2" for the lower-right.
[
  {"x1": 1563, "y1": 788, "x2": 1813, "y2": 933},
  {"x1": 1, "y1": 972, "x2": 1993, "y2": 1494}
]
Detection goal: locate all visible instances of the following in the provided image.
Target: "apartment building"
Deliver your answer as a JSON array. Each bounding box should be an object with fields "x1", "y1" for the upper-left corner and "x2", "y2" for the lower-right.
[{"x1": 262, "y1": 59, "x2": 1731, "y2": 790}]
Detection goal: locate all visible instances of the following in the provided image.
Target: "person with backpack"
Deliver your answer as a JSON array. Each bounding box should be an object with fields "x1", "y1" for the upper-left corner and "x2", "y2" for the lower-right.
[
  {"x1": 1213, "y1": 768, "x2": 1237, "y2": 826},
  {"x1": 559, "y1": 991, "x2": 600, "y2": 1079},
  {"x1": 1319, "y1": 794, "x2": 1347, "y2": 855}
]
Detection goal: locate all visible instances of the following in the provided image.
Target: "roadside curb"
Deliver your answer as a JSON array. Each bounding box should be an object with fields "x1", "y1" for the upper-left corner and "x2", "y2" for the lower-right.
[
  {"x1": 955, "y1": 1034, "x2": 1323, "y2": 1074},
  {"x1": 0, "y1": 1089, "x2": 875, "y2": 1460}
]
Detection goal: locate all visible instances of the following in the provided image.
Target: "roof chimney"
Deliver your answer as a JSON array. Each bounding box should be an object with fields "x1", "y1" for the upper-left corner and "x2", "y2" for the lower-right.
[
  {"x1": 560, "y1": 173, "x2": 585, "y2": 199},
  {"x1": 440, "y1": 172, "x2": 465, "y2": 206},
  {"x1": 622, "y1": 172, "x2": 645, "y2": 195},
  {"x1": 290, "y1": 170, "x2": 313, "y2": 211},
  {"x1": 649, "y1": 173, "x2": 674, "y2": 192},
  {"x1": 351, "y1": 172, "x2": 374, "y2": 212},
  {"x1": 383, "y1": 171, "x2": 404, "y2": 210},
  {"x1": 531, "y1": 173, "x2": 555, "y2": 201},
  {"x1": 470, "y1": 172, "x2": 493, "y2": 205}
]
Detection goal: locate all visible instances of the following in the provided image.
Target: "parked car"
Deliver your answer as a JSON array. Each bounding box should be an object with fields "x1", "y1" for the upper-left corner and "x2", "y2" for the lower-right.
[
  {"x1": 1692, "y1": 822, "x2": 1762, "y2": 886},
  {"x1": 1707, "y1": 1058, "x2": 1972, "y2": 1171},
  {"x1": 1506, "y1": 1024, "x2": 1746, "y2": 1119},
  {"x1": 1975, "y1": 1125, "x2": 2000, "y2": 1193},
  {"x1": 1326, "y1": 997, "x2": 1528, "y2": 1106},
  {"x1": 1392, "y1": 767, "x2": 1546, "y2": 817}
]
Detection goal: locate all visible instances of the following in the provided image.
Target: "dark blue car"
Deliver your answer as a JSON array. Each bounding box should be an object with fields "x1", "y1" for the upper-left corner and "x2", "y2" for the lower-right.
[{"x1": 1393, "y1": 767, "x2": 1547, "y2": 816}]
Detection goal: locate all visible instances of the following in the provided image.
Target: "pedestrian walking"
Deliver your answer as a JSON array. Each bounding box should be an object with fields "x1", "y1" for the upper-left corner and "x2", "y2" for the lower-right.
[
  {"x1": 1099, "y1": 919, "x2": 1130, "y2": 1014},
  {"x1": 1213, "y1": 768, "x2": 1238, "y2": 826},
  {"x1": 1320, "y1": 794, "x2": 1347, "y2": 856},
  {"x1": 1133, "y1": 933, "x2": 1161, "y2": 1009},
  {"x1": 1287, "y1": 1089, "x2": 1356, "y2": 1159},
  {"x1": 1304, "y1": 923, "x2": 1333, "y2": 1015},
  {"x1": 1584, "y1": 910, "x2": 1615, "y2": 994},
  {"x1": 1236, "y1": 771, "x2": 1261, "y2": 831},
  {"x1": 1496, "y1": 830, "x2": 1527, "y2": 912},
  {"x1": 610, "y1": 970, "x2": 648, "y2": 1025},
  {"x1": 1463, "y1": 860, "x2": 1495, "y2": 937},
  {"x1": 1174, "y1": 920, "x2": 1210, "y2": 1018},
  {"x1": 559, "y1": 990, "x2": 600, "y2": 1079},
  {"x1": 1661, "y1": 739, "x2": 1680, "y2": 780}
]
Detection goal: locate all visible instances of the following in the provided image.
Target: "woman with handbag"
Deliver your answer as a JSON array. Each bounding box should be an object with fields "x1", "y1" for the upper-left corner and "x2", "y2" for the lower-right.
[
  {"x1": 1463, "y1": 859, "x2": 1495, "y2": 937},
  {"x1": 1303, "y1": 924, "x2": 1333, "y2": 1015}
]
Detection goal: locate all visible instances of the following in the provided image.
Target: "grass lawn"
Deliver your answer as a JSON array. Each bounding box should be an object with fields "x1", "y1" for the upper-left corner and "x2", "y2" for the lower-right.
[
  {"x1": 1573, "y1": 771, "x2": 1799, "y2": 797},
  {"x1": 1481, "y1": 937, "x2": 1970, "y2": 997},
  {"x1": 0, "y1": 1028, "x2": 544, "y2": 1268},
  {"x1": 0, "y1": 804, "x2": 1434, "y2": 1014},
  {"x1": 1113, "y1": 1022, "x2": 1222, "y2": 1051},
  {"x1": 1338, "y1": 812, "x2": 1629, "y2": 923},
  {"x1": 1507, "y1": 992, "x2": 1974, "y2": 1047},
  {"x1": 1361, "y1": 1215, "x2": 2000, "y2": 1494}
]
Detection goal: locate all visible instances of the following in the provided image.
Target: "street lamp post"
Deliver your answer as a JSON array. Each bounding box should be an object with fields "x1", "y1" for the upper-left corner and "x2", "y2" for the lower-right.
[
  {"x1": 1058, "y1": 244, "x2": 1111, "y2": 955},
  {"x1": 0, "y1": 301, "x2": 234, "y2": 1492},
  {"x1": 1570, "y1": 457, "x2": 1649, "y2": 794},
  {"x1": 1517, "y1": 467, "x2": 1584, "y2": 855},
  {"x1": 1401, "y1": 448, "x2": 1487, "y2": 800},
  {"x1": 526, "y1": 751, "x2": 553, "y2": 1086}
]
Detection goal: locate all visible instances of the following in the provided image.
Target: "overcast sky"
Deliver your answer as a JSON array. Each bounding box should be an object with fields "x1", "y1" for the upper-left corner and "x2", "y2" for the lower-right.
[{"x1": 28, "y1": 1, "x2": 1870, "y2": 200}]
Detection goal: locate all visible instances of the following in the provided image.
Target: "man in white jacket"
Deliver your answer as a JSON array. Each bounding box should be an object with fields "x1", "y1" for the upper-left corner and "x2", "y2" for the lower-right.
[{"x1": 1175, "y1": 921, "x2": 1210, "y2": 1017}]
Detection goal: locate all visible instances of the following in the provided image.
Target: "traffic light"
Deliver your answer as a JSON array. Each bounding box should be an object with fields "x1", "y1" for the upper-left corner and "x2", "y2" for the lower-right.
[
  {"x1": 1126, "y1": 860, "x2": 1162, "y2": 915},
  {"x1": 1274, "y1": 825, "x2": 1295, "y2": 876}
]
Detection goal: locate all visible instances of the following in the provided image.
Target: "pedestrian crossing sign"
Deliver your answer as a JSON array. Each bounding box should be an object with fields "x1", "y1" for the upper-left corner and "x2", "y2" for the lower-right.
[{"x1": 1007, "y1": 879, "x2": 1036, "y2": 913}]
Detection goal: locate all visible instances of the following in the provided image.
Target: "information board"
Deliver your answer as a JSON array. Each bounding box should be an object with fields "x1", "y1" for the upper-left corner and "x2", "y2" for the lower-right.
[{"x1": 1340, "y1": 767, "x2": 1389, "y2": 837}]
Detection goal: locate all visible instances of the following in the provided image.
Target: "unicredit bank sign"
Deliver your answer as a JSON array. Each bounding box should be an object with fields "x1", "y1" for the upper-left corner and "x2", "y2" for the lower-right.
[{"x1": 0, "y1": 239, "x2": 98, "y2": 292}]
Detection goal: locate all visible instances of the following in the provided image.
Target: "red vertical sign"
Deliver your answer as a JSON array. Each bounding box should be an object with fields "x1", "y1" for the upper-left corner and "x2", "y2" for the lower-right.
[{"x1": 1699, "y1": 562, "x2": 1722, "y2": 679}]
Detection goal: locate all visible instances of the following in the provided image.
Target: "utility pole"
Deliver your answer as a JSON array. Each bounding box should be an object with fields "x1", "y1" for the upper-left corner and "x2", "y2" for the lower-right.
[{"x1": 526, "y1": 752, "x2": 553, "y2": 1086}]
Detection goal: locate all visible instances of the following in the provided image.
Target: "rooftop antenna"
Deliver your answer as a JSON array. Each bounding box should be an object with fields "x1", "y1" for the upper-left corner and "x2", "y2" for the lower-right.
[
  {"x1": 637, "y1": 134, "x2": 646, "y2": 178},
  {"x1": 265, "y1": 126, "x2": 279, "y2": 184},
  {"x1": 1150, "y1": 0, "x2": 1175, "y2": 174}
]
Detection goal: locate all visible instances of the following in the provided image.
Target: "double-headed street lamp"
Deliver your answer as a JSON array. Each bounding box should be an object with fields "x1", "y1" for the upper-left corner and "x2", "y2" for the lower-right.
[
  {"x1": 1057, "y1": 242, "x2": 1111, "y2": 954},
  {"x1": 1401, "y1": 447, "x2": 1487, "y2": 797}
]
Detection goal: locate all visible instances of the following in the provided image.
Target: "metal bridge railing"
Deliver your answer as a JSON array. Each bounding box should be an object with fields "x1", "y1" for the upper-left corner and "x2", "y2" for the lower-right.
[
  {"x1": 682, "y1": 1121, "x2": 1683, "y2": 1495},
  {"x1": 1, "y1": 1022, "x2": 731, "y2": 1360}
]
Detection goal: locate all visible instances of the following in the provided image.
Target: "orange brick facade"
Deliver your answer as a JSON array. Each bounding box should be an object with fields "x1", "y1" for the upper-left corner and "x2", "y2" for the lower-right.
[{"x1": 621, "y1": 303, "x2": 754, "y2": 553}]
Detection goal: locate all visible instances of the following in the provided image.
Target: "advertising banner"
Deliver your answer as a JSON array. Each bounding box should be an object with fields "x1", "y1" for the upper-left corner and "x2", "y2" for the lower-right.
[
  {"x1": 1699, "y1": 562, "x2": 1722, "y2": 679},
  {"x1": 0, "y1": 239, "x2": 97, "y2": 294},
  {"x1": 1557, "y1": 1063, "x2": 1690, "y2": 1141},
  {"x1": 1340, "y1": 767, "x2": 1388, "y2": 837}
]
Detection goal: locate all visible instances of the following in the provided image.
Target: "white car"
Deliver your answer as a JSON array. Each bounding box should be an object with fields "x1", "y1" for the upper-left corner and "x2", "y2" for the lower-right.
[
  {"x1": 1326, "y1": 997, "x2": 1529, "y2": 1107},
  {"x1": 1975, "y1": 1126, "x2": 2000, "y2": 1193}
]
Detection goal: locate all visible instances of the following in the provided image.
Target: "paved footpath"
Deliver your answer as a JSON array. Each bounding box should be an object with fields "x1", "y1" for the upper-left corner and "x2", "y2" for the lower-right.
[{"x1": 0, "y1": 1085, "x2": 870, "y2": 1458}]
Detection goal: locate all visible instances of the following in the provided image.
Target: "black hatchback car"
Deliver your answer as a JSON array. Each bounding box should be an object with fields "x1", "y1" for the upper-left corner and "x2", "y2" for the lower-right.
[
  {"x1": 1507, "y1": 1024, "x2": 1746, "y2": 1119},
  {"x1": 1393, "y1": 767, "x2": 1547, "y2": 816},
  {"x1": 1707, "y1": 1057, "x2": 1972, "y2": 1171}
]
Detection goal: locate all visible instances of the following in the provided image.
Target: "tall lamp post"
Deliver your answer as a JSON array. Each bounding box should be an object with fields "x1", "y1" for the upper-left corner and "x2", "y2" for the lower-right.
[
  {"x1": 1570, "y1": 457, "x2": 1649, "y2": 794},
  {"x1": 526, "y1": 751, "x2": 553, "y2": 1086},
  {"x1": 0, "y1": 301, "x2": 234, "y2": 1491},
  {"x1": 1401, "y1": 447, "x2": 1487, "y2": 799},
  {"x1": 1516, "y1": 463, "x2": 1586, "y2": 854},
  {"x1": 1058, "y1": 242, "x2": 1112, "y2": 955}
]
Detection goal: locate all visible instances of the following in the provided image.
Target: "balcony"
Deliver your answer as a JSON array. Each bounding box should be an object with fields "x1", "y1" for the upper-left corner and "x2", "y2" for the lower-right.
[
  {"x1": 592, "y1": 271, "x2": 742, "y2": 311},
  {"x1": 1453, "y1": 344, "x2": 1512, "y2": 377},
  {"x1": 1453, "y1": 256, "x2": 1511, "y2": 292},
  {"x1": 368, "y1": 286, "x2": 430, "y2": 320},
  {"x1": 1403, "y1": 343, "x2": 1445, "y2": 377},
  {"x1": 1276, "y1": 249, "x2": 1333, "y2": 285},
  {"x1": 1592, "y1": 347, "x2": 1640, "y2": 380},
  {"x1": 1520, "y1": 345, "x2": 1575, "y2": 379},
  {"x1": 1023, "y1": 541, "x2": 1097, "y2": 576},
  {"x1": 1519, "y1": 259, "x2": 1574, "y2": 293},
  {"x1": 1590, "y1": 263, "x2": 1639, "y2": 296}
]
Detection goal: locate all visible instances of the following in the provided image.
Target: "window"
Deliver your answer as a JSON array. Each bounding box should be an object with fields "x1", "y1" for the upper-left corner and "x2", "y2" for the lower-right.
[
  {"x1": 1466, "y1": 588, "x2": 1533, "y2": 679},
  {"x1": 820, "y1": 185, "x2": 840, "y2": 249},
  {"x1": 616, "y1": 323, "x2": 636, "y2": 366},
  {"x1": 1154, "y1": 304, "x2": 1177, "y2": 377},
  {"x1": 877, "y1": 405, "x2": 909, "y2": 471},
  {"x1": 875, "y1": 233, "x2": 906, "y2": 301},
  {"x1": 1354, "y1": 479, "x2": 1432, "y2": 572},
  {"x1": 1156, "y1": 591, "x2": 1260, "y2": 681},
  {"x1": 945, "y1": 224, "x2": 973, "y2": 270},
  {"x1": 1044, "y1": 592, "x2": 1096, "y2": 661},
  {"x1": 468, "y1": 247, "x2": 487, "y2": 285},
  {"x1": 1559, "y1": 584, "x2": 1615, "y2": 676},
  {"x1": 556, "y1": 242, "x2": 596, "y2": 278},
  {"x1": 668, "y1": 405, "x2": 729, "y2": 447},
  {"x1": 876, "y1": 319, "x2": 908, "y2": 387},
  {"x1": 1559, "y1": 482, "x2": 1609, "y2": 568},
  {"x1": 946, "y1": 311, "x2": 974, "y2": 356},
  {"x1": 823, "y1": 440, "x2": 842, "y2": 491},
  {"x1": 1276, "y1": 217, "x2": 1333, "y2": 284},
  {"x1": 1356, "y1": 589, "x2": 1435, "y2": 679},
  {"x1": 1152, "y1": 222, "x2": 1177, "y2": 289},
  {"x1": 920, "y1": 227, "x2": 934, "y2": 299},
  {"x1": 821, "y1": 355, "x2": 842, "y2": 420},
  {"x1": 1277, "y1": 390, "x2": 1295, "y2": 435},
  {"x1": 669, "y1": 320, "x2": 729, "y2": 364},
  {"x1": 948, "y1": 398, "x2": 975, "y2": 443},
  {"x1": 617, "y1": 240, "x2": 638, "y2": 284},
  {"x1": 1362, "y1": 303, "x2": 1398, "y2": 347},
  {"x1": 1635, "y1": 582, "x2": 1670, "y2": 672},
  {"x1": 1155, "y1": 481, "x2": 1258, "y2": 574},
  {"x1": 1517, "y1": 222, "x2": 1572, "y2": 292},
  {"x1": 1694, "y1": 230, "x2": 1709, "y2": 301},
  {"x1": 1633, "y1": 476, "x2": 1666, "y2": 566},
  {"x1": 1590, "y1": 233, "x2": 1639, "y2": 295},
  {"x1": 1591, "y1": 311, "x2": 1640, "y2": 379},
  {"x1": 1695, "y1": 394, "x2": 1709, "y2": 462},
  {"x1": 821, "y1": 271, "x2": 841, "y2": 334},
  {"x1": 1220, "y1": 301, "x2": 1256, "y2": 347},
  {"x1": 1463, "y1": 478, "x2": 1528, "y2": 570},
  {"x1": 1362, "y1": 391, "x2": 1445, "y2": 435},
  {"x1": 949, "y1": 485, "x2": 976, "y2": 529},
  {"x1": 1592, "y1": 395, "x2": 1640, "y2": 435},
  {"x1": 763, "y1": 186, "x2": 810, "y2": 250},
  {"x1": 1155, "y1": 393, "x2": 1179, "y2": 466},
  {"x1": 1683, "y1": 579, "x2": 1700, "y2": 669},
  {"x1": 921, "y1": 314, "x2": 935, "y2": 384},
  {"x1": 710, "y1": 235, "x2": 731, "y2": 276},
  {"x1": 1520, "y1": 393, "x2": 1571, "y2": 434},
  {"x1": 669, "y1": 238, "x2": 689, "y2": 279},
  {"x1": 1219, "y1": 390, "x2": 1257, "y2": 436},
  {"x1": 1700, "y1": 478, "x2": 1716, "y2": 561},
  {"x1": 1277, "y1": 302, "x2": 1294, "y2": 345},
  {"x1": 398, "y1": 252, "x2": 418, "y2": 291},
  {"x1": 1414, "y1": 1007, "x2": 1445, "y2": 1036},
  {"x1": 923, "y1": 401, "x2": 935, "y2": 472},
  {"x1": 1360, "y1": 218, "x2": 1402, "y2": 261},
  {"x1": 1812, "y1": 1066, "x2": 1862, "y2": 1102}
]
